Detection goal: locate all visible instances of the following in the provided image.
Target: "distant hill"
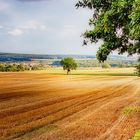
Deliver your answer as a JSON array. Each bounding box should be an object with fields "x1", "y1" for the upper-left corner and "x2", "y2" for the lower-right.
[{"x1": 0, "y1": 52, "x2": 137, "y2": 62}]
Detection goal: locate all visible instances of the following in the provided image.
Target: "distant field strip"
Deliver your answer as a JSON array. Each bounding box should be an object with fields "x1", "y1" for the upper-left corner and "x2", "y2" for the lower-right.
[{"x1": 0, "y1": 71, "x2": 139, "y2": 140}]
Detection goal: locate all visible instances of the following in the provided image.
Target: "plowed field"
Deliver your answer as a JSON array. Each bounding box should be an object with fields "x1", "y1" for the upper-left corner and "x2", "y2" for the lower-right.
[{"x1": 0, "y1": 70, "x2": 140, "y2": 140}]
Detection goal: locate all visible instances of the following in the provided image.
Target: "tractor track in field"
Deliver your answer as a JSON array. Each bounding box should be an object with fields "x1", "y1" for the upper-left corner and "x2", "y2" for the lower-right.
[
  {"x1": 96, "y1": 87, "x2": 140, "y2": 140},
  {"x1": 3, "y1": 82, "x2": 133, "y2": 138},
  {"x1": 33, "y1": 81, "x2": 139, "y2": 140},
  {"x1": 0, "y1": 81, "x2": 132, "y2": 121},
  {"x1": 0, "y1": 81, "x2": 129, "y2": 118}
]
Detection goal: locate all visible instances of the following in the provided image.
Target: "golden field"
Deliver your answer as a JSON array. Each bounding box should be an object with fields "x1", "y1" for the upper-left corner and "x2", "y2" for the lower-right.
[{"x1": 0, "y1": 68, "x2": 140, "y2": 140}]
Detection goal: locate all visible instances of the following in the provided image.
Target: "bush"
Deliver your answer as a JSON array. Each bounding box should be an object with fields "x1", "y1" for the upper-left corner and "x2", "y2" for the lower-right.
[
  {"x1": 123, "y1": 106, "x2": 139, "y2": 116},
  {"x1": 136, "y1": 64, "x2": 140, "y2": 77},
  {"x1": 31, "y1": 65, "x2": 42, "y2": 70},
  {"x1": 101, "y1": 62, "x2": 111, "y2": 68},
  {"x1": 0, "y1": 64, "x2": 29, "y2": 72}
]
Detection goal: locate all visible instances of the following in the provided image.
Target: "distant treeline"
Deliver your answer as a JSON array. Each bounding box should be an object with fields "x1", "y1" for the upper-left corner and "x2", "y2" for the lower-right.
[
  {"x1": 0, "y1": 53, "x2": 96, "y2": 62},
  {"x1": 0, "y1": 57, "x2": 31, "y2": 62},
  {"x1": 1, "y1": 52, "x2": 137, "y2": 62},
  {"x1": 0, "y1": 63, "x2": 44, "y2": 72},
  {"x1": 51, "y1": 60, "x2": 137, "y2": 68}
]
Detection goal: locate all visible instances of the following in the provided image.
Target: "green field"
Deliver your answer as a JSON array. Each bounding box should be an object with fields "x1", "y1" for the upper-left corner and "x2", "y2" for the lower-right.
[{"x1": 37, "y1": 67, "x2": 136, "y2": 76}]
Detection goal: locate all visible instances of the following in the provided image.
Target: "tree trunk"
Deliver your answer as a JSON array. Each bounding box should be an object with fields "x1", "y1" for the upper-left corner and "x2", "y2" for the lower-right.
[{"x1": 67, "y1": 69, "x2": 70, "y2": 75}]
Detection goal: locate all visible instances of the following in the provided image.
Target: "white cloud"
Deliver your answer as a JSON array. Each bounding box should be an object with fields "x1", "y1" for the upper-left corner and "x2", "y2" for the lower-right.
[
  {"x1": 0, "y1": 2, "x2": 10, "y2": 11},
  {"x1": 0, "y1": 26, "x2": 3, "y2": 29},
  {"x1": 20, "y1": 21, "x2": 40, "y2": 30},
  {"x1": 40, "y1": 25, "x2": 47, "y2": 30},
  {"x1": 7, "y1": 20, "x2": 47, "y2": 36},
  {"x1": 8, "y1": 29, "x2": 24, "y2": 36},
  {"x1": 20, "y1": 20, "x2": 47, "y2": 31}
]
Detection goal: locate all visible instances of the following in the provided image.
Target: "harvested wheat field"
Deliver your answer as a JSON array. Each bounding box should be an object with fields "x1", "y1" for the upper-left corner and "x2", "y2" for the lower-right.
[{"x1": 0, "y1": 70, "x2": 140, "y2": 140}]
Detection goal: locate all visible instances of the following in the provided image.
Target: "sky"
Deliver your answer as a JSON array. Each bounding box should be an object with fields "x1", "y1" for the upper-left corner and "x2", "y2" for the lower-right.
[{"x1": 0, "y1": 0, "x2": 103, "y2": 55}]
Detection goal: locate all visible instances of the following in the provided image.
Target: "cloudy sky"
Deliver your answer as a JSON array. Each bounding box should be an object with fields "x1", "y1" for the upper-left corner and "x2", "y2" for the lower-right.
[{"x1": 0, "y1": 0, "x2": 102, "y2": 55}]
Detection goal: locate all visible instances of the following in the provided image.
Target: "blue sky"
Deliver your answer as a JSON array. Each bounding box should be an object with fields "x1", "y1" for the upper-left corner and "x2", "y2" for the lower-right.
[{"x1": 0, "y1": 0, "x2": 102, "y2": 55}]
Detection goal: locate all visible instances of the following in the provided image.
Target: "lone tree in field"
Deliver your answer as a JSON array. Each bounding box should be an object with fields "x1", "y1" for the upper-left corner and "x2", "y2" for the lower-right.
[
  {"x1": 76, "y1": 0, "x2": 140, "y2": 62},
  {"x1": 60, "y1": 58, "x2": 77, "y2": 75}
]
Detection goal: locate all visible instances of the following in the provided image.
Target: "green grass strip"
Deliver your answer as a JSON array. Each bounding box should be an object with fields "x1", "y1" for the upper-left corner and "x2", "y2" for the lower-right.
[{"x1": 131, "y1": 130, "x2": 140, "y2": 140}]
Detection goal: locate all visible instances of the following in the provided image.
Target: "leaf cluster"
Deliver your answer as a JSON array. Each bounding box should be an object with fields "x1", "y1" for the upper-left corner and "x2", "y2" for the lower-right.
[
  {"x1": 76, "y1": 0, "x2": 140, "y2": 62},
  {"x1": 60, "y1": 58, "x2": 77, "y2": 71}
]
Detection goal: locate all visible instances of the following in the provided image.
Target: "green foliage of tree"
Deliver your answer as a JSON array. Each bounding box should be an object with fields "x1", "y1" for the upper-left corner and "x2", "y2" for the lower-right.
[
  {"x1": 0, "y1": 63, "x2": 46, "y2": 72},
  {"x1": 76, "y1": 0, "x2": 140, "y2": 62},
  {"x1": 60, "y1": 58, "x2": 77, "y2": 75},
  {"x1": 0, "y1": 64, "x2": 25, "y2": 72},
  {"x1": 31, "y1": 65, "x2": 42, "y2": 70},
  {"x1": 0, "y1": 64, "x2": 5, "y2": 72},
  {"x1": 16, "y1": 64, "x2": 26, "y2": 71}
]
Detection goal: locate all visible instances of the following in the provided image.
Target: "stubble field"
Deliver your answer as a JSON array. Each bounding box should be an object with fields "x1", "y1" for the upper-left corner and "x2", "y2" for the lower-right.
[{"x1": 0, "y1": 68, "x2": 140, "y2": 140}]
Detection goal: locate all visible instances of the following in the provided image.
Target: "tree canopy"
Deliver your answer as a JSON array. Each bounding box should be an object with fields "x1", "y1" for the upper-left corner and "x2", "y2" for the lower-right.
[
  {"x1": 76, "y1": 0, "x2": 140, "y2": 62},
  {"x1": 60, "y1": 58, "x2": 77, "y2": 74}
]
